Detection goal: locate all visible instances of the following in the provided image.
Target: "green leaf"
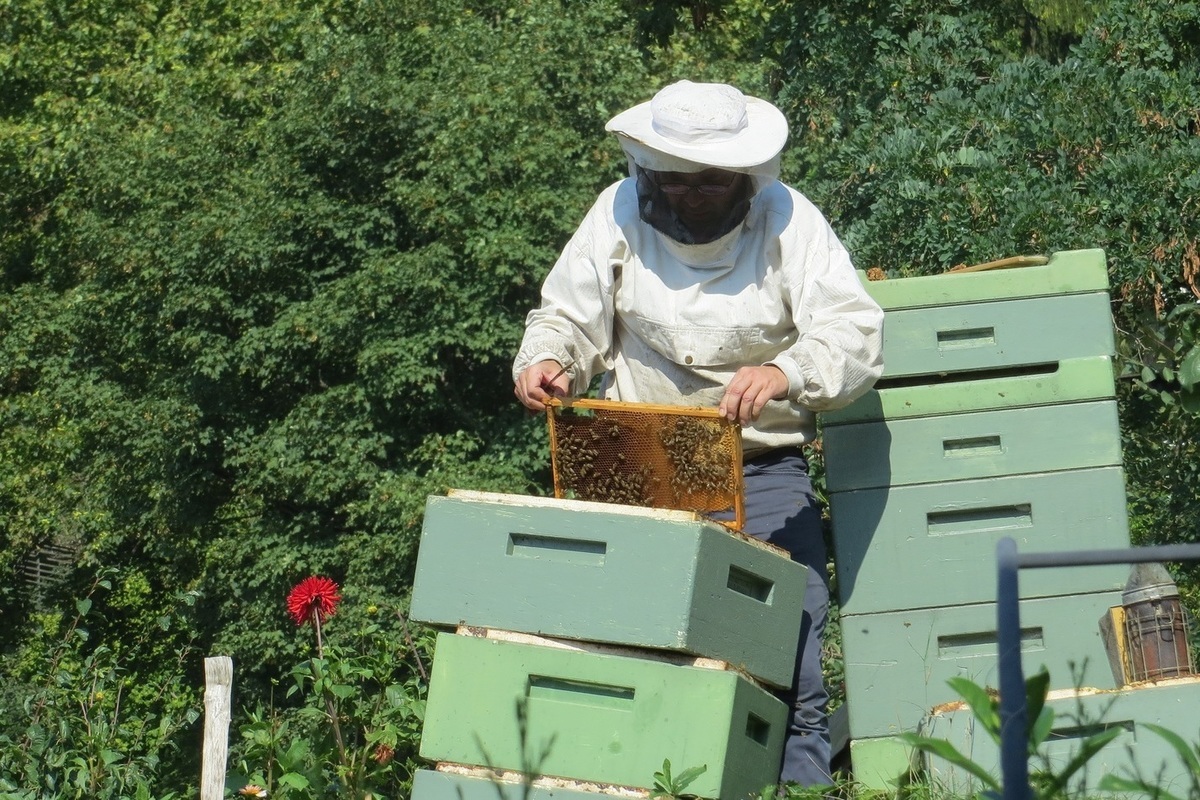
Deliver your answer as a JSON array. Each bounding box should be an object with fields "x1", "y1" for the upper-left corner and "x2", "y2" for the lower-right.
[
  {"x1": 1024, "y1": 669, "x2": 1053, "y2": 749},
  {"x1": 1039, "y1": 727, "x2": 1122, "y2": 796},
  {"x1": 652, "y1": 758, "x2": 674, "y2": 797},
  {"x1": 652, "y1": 758, "x2": 707, "y2": 797},
  {"x1": 1179, "y1": 345, "x2": 1200, "y2": 391},
  {"x1": 1143, "y1": 723, "x2": 1200, "y2": 775},
  {"x1": 278, "y1": 772, "x2": 311, "y2": 789},
  {"x1": 898, "y1": 732, "x2": 1002, "y2": 792},
  {"x1": 279, "y1": 738, "x2": 310, "y2": 771},
  {"x1": 1028, "y1": 706, "x2": 1055, "y2": 752},
  {"x1": 1098, "y1": 773, "x2": 1185, "y2": 800},
  {"x1": 1181, "y1": 389, "x2": 1200, "y2": 414},
  {"x1": 946, "y1": 677, "x2": 1001, "y2": 742},
  {"x1": 673, "y1": 763, "x2": 708, "y2": 789}
]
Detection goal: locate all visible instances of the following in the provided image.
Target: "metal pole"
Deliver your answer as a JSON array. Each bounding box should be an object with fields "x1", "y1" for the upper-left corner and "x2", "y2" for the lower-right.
[
  {"x1": 1017, "y1": 543, "x2": 1200, "y2": 569},
  {"x1": 997, "y1": 537, "x2": 1033, "y2": 800}
]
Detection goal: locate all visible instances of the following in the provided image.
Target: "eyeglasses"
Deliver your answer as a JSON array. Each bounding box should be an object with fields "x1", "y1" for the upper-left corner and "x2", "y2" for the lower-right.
[{"x1": 653, "y1": 174, "x2": 739, "y2": 197}]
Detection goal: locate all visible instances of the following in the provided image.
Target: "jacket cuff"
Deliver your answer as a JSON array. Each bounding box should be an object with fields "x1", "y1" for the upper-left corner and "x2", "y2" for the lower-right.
[
  {"x1": 513, "y1": 342, "x2": 574, "y2": 383},
  {"x1": 765, "y1": 356, "x2": 807, "y2": 401}
]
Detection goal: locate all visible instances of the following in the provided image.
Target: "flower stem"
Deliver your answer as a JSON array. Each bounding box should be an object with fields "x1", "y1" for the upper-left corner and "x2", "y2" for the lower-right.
[
  {"x1": 397, "y1": 609, "x2": 428, "y2": 682},
  {"x1": 312, "y1": 608, "x2": 347, "y2": 765}
]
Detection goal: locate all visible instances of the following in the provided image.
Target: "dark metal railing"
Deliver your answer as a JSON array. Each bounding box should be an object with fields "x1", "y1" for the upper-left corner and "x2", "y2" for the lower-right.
[{"x1": 996, "y1": 538, "x2": 1200, "y2": 800}]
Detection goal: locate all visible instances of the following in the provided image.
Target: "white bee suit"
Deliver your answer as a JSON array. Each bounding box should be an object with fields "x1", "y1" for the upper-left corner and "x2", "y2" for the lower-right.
[{"x1": 513, "y1": 177, "x2": 884, "y2": 457}]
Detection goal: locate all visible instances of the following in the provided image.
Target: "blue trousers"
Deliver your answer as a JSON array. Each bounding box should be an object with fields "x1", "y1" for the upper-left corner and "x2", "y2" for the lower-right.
[{"x1": 741, "y1": 449, "x2": 832, "y2": 787}]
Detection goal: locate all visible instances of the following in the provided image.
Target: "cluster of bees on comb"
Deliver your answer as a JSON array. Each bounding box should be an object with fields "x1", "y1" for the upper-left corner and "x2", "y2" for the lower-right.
[
  {"x1": 658, "y1": 416, "x2": 735, "y2": 500},
  {"x1": 554, "y1": 420, "x2": 654, "y2": 506},
  {"x1": 553, "y1": 411, "x2": 735, "y2": 512}
]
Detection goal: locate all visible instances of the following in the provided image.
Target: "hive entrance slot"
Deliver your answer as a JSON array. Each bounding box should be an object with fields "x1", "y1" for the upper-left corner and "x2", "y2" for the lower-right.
[{"x1": 874, "y1": 361, "x2": 1060, "y2": 390}]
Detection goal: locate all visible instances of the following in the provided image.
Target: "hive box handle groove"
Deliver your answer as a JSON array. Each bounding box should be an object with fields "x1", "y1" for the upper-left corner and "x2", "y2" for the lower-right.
[
  {"x1": 937, "y1": 628, "x2": 1044, "y2": 658},
  {"x1": 527, "y1": 676, "x2": 635, "y2": 709},
  {"x1": 727, "y1": 565, "x2": 774, "y2": 604},
  {"x1": 745, "y1": 713, "x2": 771, "y2": 746},
  {"x1": 1048, "y1": 720, "x2": 1133, "y2": 741},
  {"x1": 506, "y1": 533, "x2": 607, "y2": 566},
  {"x1": 937, "y1": 327, "x2": 997, "y2": 349},
  {"x1": 927, "y1": 505, "x2": 1034, "y2": 536},
  {"x1": 943, "y1": 435, "x2": 1003, "y2": 457}
]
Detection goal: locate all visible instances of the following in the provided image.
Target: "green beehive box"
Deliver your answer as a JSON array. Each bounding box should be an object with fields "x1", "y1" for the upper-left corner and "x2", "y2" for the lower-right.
[
  {"x1": 412, "y1": 768, "x2": 634, "y2": 799},
  {"x1": 871, "y1": 291, "x2": 1114, "y2": 381},
  {"x1": 419, "y1": 633, "x2": 787, "y2": 800},
  {"x1": 823, "y1": 399, "x2": 1122, "y2": 492},
  {"x1": 862, "y1": 249, "x2": 1109, "y2": 310},
  {"x1": 920, "y1": 679, "x2": 1200, "y2": 795},
  {"x1": 830, "y1": 466, "x2": 1131, "y2": 616},
  {"x1": 841, "y1": 591, "x2": 1122, "y2": 739},
  {"x1": 410, "y1": 491, "x2": 807, "y2": 688},
  {"x1": 823, "y1": 355, "x2": 1116, "y2": 426},
  {"x1": 846, "y1": 736, "x2": 917, "y2": 790}
]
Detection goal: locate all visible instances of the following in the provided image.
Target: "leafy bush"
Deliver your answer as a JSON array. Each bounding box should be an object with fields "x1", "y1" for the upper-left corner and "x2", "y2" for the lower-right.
[
  {"x1": 0, "y1": 571, "x2": 199, "y2": 799},
  {"x1": 778, "y1": 0, "x2": 1200, "y2": 561},
  {"x1": 227, "y1": 576, "x2": 431, "y2": 799},
  {"x1": 2, "y1": 0, "x2": 658, "y2": 782}
]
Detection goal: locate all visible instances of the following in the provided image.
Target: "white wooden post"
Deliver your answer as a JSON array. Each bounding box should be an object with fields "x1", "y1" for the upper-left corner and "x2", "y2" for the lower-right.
[{"x1": 201, "y1": 656, "x2": 233, "y2": 800}]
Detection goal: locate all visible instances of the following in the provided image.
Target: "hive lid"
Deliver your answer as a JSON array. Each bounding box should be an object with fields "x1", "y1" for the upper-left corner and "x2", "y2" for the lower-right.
[{"x1": 860, "y1": 248, "x2": 1108, "y2": 310}]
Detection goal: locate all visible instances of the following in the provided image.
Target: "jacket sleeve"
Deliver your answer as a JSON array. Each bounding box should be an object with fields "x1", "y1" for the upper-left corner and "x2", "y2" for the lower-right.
[
  {"x1": 766, "y1": 203, "x2": 885, "y2": 412},
  {"x1": 512, "y1": 187, "x2": 623, "y2": 393}
]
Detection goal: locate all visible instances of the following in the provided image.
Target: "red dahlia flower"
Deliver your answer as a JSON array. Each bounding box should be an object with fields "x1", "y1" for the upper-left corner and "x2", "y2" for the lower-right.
[{"x1": 286, "y1": 576, "x2": 342, "y2": 627}]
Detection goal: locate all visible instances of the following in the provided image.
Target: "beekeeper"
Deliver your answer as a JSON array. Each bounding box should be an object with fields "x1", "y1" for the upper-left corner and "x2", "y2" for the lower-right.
[{"x1": 512, "y1": 80, "x2": 884, "y2": 787}]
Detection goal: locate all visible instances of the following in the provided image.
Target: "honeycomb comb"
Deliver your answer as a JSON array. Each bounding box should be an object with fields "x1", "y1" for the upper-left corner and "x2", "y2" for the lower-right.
[{"x1": 546, "y1": 398, "x2": 745, "y2": 530}]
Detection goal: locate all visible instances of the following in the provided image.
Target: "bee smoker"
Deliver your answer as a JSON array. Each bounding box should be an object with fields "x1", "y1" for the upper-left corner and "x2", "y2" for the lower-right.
[{"x1": 1122, "y1": 563, "x2": 1195, "y2": 681}]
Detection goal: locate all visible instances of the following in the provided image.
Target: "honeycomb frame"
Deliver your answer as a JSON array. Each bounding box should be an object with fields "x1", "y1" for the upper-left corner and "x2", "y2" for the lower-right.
[{"x1": 546, "y1": 398, "x2": 745, "y2": 530}]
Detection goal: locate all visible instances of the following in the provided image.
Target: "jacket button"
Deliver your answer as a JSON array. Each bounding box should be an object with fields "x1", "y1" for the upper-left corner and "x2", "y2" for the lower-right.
[{"x1": 684, "y1": 355, "x2": 695, "y2": 365}]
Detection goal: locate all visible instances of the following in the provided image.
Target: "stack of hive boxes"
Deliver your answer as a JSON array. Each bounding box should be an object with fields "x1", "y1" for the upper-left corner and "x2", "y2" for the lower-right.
[
  {"x1": 821, "y1": 249, "x2": 1138, "y2": 787},
  {"x1": 407, "y1": 489, "x2": 810, "y2": 799}
]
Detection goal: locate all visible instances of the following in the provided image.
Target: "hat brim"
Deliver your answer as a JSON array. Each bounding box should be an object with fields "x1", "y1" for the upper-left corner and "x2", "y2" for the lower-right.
[{"x1": 605, "y1": 96, "x2": 788, "y2": 170}]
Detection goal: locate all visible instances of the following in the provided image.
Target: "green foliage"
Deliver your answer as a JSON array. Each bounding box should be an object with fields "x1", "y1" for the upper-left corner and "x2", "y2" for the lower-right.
[
  {"x1": 229, "y1": 601, "x2": 431, "y2": 799},
  {"x1": 652, "y1": 758, "x2": 708, "y2": 799},
  {"x1": 1, "y1": 0, "x2": 732, "y2": 784},
  {"x1": 0, "y1": 571, "x2": 199, "y2": 799},
  {"x1": 1119, "y1": 300, "x2": 1200, "y2": 563},
  {"x1": 776, "y1": 0, "x2": 1200, "y2": 564},
  {"x1": 617, "y1": 0, "x2": 774, "y2": 66},
  {"x1": 2, "y1": 0, "x2": 663, "y2": 782},
  {"x1": 4, "y1": 0, "x2": 1200, "y2": 790},
  {"x1": 1121, "y1": 303, "x2": 1200, "y2": 414}
]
